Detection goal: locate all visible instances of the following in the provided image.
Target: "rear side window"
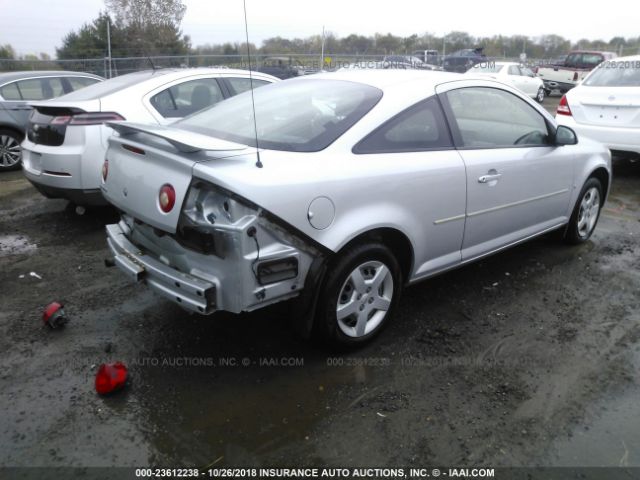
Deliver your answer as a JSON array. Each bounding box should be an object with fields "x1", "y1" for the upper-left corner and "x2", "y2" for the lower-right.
[
  {"x1": 226, "y1": 77, "x2": 270, "y2": 95},
  {"x1": 582, "y1": 54, "x2": 604, "y2": 68},
  {"x1": 150, "y1": 78, "x2": 224, "y2": 118},
  {"x1": 445, "y1": 87, "x2": 550, "y2": 148},
  {"x1": 508, "y1": 65, "x2": 521, "y2": 76},
  {"x1": 67, "y1": 77, "x2": 101, "y2": 92},
  {"x1": 0, "y1": 82, "x2": 21, "y2": 100},
  {"x1": 15, "y1": 78, "x2": 64, "y2": 100},
  {"x1": 354, "y1": 97, "x2": 452, "y2": 154}
]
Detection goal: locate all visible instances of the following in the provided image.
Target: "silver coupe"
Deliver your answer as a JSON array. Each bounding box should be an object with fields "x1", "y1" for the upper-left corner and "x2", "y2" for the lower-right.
[{"x1": 101, "y1": 70, "x2": 611, "y2": 348}]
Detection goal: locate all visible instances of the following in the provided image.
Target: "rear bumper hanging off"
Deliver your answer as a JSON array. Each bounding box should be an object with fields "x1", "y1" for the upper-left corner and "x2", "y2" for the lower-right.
[{"x1": 106, "y1": 222, "x2": 217, "y2": 314}]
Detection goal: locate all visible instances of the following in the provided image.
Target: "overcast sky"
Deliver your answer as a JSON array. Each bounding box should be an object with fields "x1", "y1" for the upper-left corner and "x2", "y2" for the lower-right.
[{"x1": 1, "y1": 0, "x2": 636, "y2": 57}]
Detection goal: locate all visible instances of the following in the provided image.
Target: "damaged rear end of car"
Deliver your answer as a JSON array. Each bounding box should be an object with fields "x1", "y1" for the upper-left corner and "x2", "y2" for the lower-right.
[{"x1": 102, "y1": 122, "x2": 320, "y2": 317}]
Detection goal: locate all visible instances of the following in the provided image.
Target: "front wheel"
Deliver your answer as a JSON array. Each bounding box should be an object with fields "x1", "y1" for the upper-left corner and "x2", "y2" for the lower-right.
[
  {"x1": 564, "y1": 178, "x2": 603, "y2": 244},
  {"x1": 0, "y1": 129, "x2": 23, "y2": 171},
  {"x1": 535, "y1": 87, "x2": 545, "y2": 103},
  {"x1": 313, "y1": 242, "x2": 402, "y2": 349}
]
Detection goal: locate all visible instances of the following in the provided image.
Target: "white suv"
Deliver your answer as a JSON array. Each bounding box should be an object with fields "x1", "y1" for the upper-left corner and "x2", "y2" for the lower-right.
[{"x1": 21, "y1": 68, "x2": 277, "y2": 206}]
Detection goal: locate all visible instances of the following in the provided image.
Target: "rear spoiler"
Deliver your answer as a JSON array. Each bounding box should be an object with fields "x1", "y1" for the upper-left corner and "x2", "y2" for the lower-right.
[{"x1": 106, "y1": 121, "x2": 247, "y2": 153}]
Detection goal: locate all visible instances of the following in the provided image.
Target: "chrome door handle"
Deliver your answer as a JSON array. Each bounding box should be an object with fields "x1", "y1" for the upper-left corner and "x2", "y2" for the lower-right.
[{"x1": 478, "y1": 173, "x2": 502, "y2": 183}]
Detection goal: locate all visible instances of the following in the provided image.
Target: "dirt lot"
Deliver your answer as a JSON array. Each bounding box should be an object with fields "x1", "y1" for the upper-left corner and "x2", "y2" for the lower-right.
[{"x1": 1, "y1": 96, "x2": 639, "y2": 472}]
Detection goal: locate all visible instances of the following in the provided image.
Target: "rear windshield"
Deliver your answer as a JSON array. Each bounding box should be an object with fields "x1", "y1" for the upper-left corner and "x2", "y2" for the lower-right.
[
  {"x1": 176, "y1": 79, "x2": 383, "y2": 152},
  {"x1": 583, "y1": 61, "x2": 640, "y2": 86}
]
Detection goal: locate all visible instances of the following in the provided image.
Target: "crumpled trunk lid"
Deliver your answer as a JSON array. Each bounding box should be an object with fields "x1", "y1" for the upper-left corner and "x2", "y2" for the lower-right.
[{"x1": 101, "y1": 122, "x2": 248, "y2": 233}]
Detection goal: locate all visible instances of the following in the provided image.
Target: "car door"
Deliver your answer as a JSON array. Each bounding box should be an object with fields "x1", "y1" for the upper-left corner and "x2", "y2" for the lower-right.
[
  {"x1": 507, "y1": 65, "x2": 528, "y2": 94},
  {"x1": 0, "y1": 77, "x2": 67, "y2": 129},
  {"x1": 437, "y1": 83, "x2": 573, "y2": 260},
  {"x1": 353, "y1": 96, "x2": 467, "y2": 278},
  {"x1": 146, "y1": 77, "x2": 226, "y2": 125},
  {"x1": 520, "y1": 67, "x2": 539, "y2": 96},
  {"x1": 0, "y1": 81, "x2": 33, "y2": 129}
]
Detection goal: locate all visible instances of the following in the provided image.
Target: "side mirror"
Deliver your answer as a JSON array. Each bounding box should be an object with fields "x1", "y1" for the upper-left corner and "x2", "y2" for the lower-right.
[{"x1": 555, "y1": 125, "x2": 578, "y2": 146}]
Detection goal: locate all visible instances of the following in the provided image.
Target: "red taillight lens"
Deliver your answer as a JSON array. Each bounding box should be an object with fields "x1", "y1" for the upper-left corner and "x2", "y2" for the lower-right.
[
  {"x1": 68, "y1": 112, "x2": 125, "y2": 126},
  {"x1": 557, "y1": 95, "x2": 572, "y2": 116},
  {"x1": 159, "y1": 184, "x2": 176, "y2": 213},
  {"x1": 95, "y1": 362, "x2": 128, "y2": 395},
  {"x1": 102, "y1": 159, "x2": 109, "y2": 182}
]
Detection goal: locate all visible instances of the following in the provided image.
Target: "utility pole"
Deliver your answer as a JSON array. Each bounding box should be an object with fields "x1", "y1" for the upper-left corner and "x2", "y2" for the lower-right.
[
  {"x1": 107, "y1": 17, "x2": 112, "y2": 79},
  {"x1": 320, "y1": 25, "x2": 325, "y2": 71}
]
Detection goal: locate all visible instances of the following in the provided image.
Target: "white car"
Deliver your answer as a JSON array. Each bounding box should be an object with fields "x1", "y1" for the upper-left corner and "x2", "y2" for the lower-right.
[
  {"x1": 466, "y1": 62, "x2": 546, "y2": 103},
  {"x1": 555, "y1": 55, "x2": 640, "y2": 157},
  {"x1": 21, "y1": 68, "x2": 278, "y2": 206},
  {"x1": 101, "y1": 70, "x2": 610, "y2": 348}
]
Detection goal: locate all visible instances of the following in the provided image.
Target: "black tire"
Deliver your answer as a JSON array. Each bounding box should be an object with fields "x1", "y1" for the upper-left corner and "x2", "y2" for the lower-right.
[
  {"x1": 0, "y1": 129, "x2": 23, "y2": 171},
  {"x1": 564, "y1": 177, "x2": 603, "y2": 244},
  {"x1": 535, "y1": 87, "x2": 545, "y2": 103},
  {"x1": 313, "y1": 242, "x2": 403, "y2": 349}
]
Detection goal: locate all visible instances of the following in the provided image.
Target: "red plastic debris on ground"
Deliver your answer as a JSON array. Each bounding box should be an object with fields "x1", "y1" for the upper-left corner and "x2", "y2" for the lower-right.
[{"x1": 95, "y1": 362, "x2": 128, "y2": 395}]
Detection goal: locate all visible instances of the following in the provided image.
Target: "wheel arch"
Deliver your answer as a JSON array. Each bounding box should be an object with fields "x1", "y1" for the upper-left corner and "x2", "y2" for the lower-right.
[
  {"x1": 0, "y1": 124, "x2": 25, "y2": 140},
  {"x1": 333, "y1": 227, "x2": 415, "y2": 283},
  {"x1": 588, "y1": 166, "x2": 610, "y2": 204}
]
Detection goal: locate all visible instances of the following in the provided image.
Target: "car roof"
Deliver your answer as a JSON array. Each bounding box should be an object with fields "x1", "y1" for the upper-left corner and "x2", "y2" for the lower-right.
[
  {"x1": 305, "y1": 69, "x2": 463, "y2": 91},
  {"x1": 44, "y1": 67, "x2": 276, "y2": 103},
  {"x1": 604, "y1": 54, "x2": 640, "y2": 62},
  {"x1": 0, "y1": 70, "x2": 103, "y2": 85}
]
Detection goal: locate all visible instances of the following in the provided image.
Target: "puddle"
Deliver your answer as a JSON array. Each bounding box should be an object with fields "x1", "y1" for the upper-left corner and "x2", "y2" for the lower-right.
[
  {"x1": 546, "y1": 350, "x2": 640, "y2": 467},
  {"x1": 0, "y1": 235, "x2": 37, "y2": 257},
  {"x1": 133, "y1": 350, "x2": 380, "y2": 466}
]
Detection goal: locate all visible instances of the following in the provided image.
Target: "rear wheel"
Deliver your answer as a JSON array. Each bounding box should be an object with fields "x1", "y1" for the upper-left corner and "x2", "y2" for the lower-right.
[
  {"x1": 313, "y1": 242, "x2": 402, "y2": 349},
  {"x1": 536, "y1": 87, "x2": 545, "y2": 103},
  {"x1": 564, "y1": 178, "x2": 603, "y2": 244},
  {"x1": 0, "y1": 129, "x2": 22, "y2": 171}
]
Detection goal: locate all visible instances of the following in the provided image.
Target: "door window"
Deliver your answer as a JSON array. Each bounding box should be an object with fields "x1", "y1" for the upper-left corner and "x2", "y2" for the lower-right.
[
  {"x1": 226, "y1": 77, "x2": 270, "y2": 95},
  {"x1": 67, "y1": 76, "x2": 101, "y2": 92},
  {"x1": 354, "y1": 97, "x2": 452, "y2": 153},
  {"x1": 508, "y1": 65, "x2": 521, "y2": 76},
  {"x1": 445, "y1": 87, "x2": 550, "y2": 148},
  {"x1": 151, "y1": 78, "x2": 224, "y2": 118}
]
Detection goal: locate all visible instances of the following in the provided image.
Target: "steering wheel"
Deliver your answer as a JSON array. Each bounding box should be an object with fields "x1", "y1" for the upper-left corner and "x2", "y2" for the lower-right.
[{"x1": 514, "y1": 131, "x2": 544, "y2": 145}]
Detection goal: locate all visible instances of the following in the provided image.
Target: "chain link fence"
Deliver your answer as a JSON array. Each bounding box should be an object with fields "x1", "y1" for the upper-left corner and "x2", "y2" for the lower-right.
[{"x1": 0, "y1": 53, "x2": 528, "y2": 78}]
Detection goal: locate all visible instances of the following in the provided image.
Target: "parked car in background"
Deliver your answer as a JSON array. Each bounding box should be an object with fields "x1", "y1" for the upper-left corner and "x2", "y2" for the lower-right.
[
  {"x1": 466, "y1": 61, "x2": 546, "y2": 102},
  {"x1": 101, "y1": 70, "x2": 610, "y2": 348},
  {"x1": 257, "y1": 57, "x2": 304, "y2": 79},
  {"x1": 412, "y1": 49, "x2": 440, "y2": 66},
  {"x1": 382, "y1": 55, "x2": 441, "y2": 70},
  {"x1": 537, "y1": 50, "x2": 617, "y2": 94},
  {"x1": 556, "y1": 55, "x2": 640, "y2": 158},
  {"x1": 443, "y1": 47, "x2": 487, "y2": 72},
  {"x1": 22, "y1": 68, "x2": 277, "y2": 206},
  {"x1": 0, "y1": 71, "x2": 102, "y2": 171}
]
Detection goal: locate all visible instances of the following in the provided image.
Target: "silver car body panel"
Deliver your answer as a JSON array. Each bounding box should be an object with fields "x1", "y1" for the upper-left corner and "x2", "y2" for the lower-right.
[{"x1": 102, "y1": 70, "x2": 612, "y2": 315}]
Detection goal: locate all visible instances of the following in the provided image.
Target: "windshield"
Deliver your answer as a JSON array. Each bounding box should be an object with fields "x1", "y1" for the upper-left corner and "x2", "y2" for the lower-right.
[
  {"x1": 176, "y1": 79, "x2": 383, "y2": 152},
  {"x1": 583, "y1": 61, "x2": 640, "y2": 86}
]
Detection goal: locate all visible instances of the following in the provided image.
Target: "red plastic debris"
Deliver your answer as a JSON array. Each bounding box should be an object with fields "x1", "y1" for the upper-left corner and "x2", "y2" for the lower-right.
[
  {"x1": 95, "y1": 362, "x2": 128, "y2": 395},
  {"x1": 43, "y1": 302, "x2": 68, "y2": 329}
]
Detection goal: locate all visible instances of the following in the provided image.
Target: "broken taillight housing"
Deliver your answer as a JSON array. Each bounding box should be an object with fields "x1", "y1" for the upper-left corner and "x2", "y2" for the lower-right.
[{"x1": 95, "y1": 362, "x2": 128, "y2": 395}]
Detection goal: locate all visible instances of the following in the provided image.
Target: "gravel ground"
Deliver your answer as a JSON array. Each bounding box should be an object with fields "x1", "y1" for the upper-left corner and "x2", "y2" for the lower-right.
[{"x1": 1, "y1": 101, "x2": 639, "y2": 473}]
